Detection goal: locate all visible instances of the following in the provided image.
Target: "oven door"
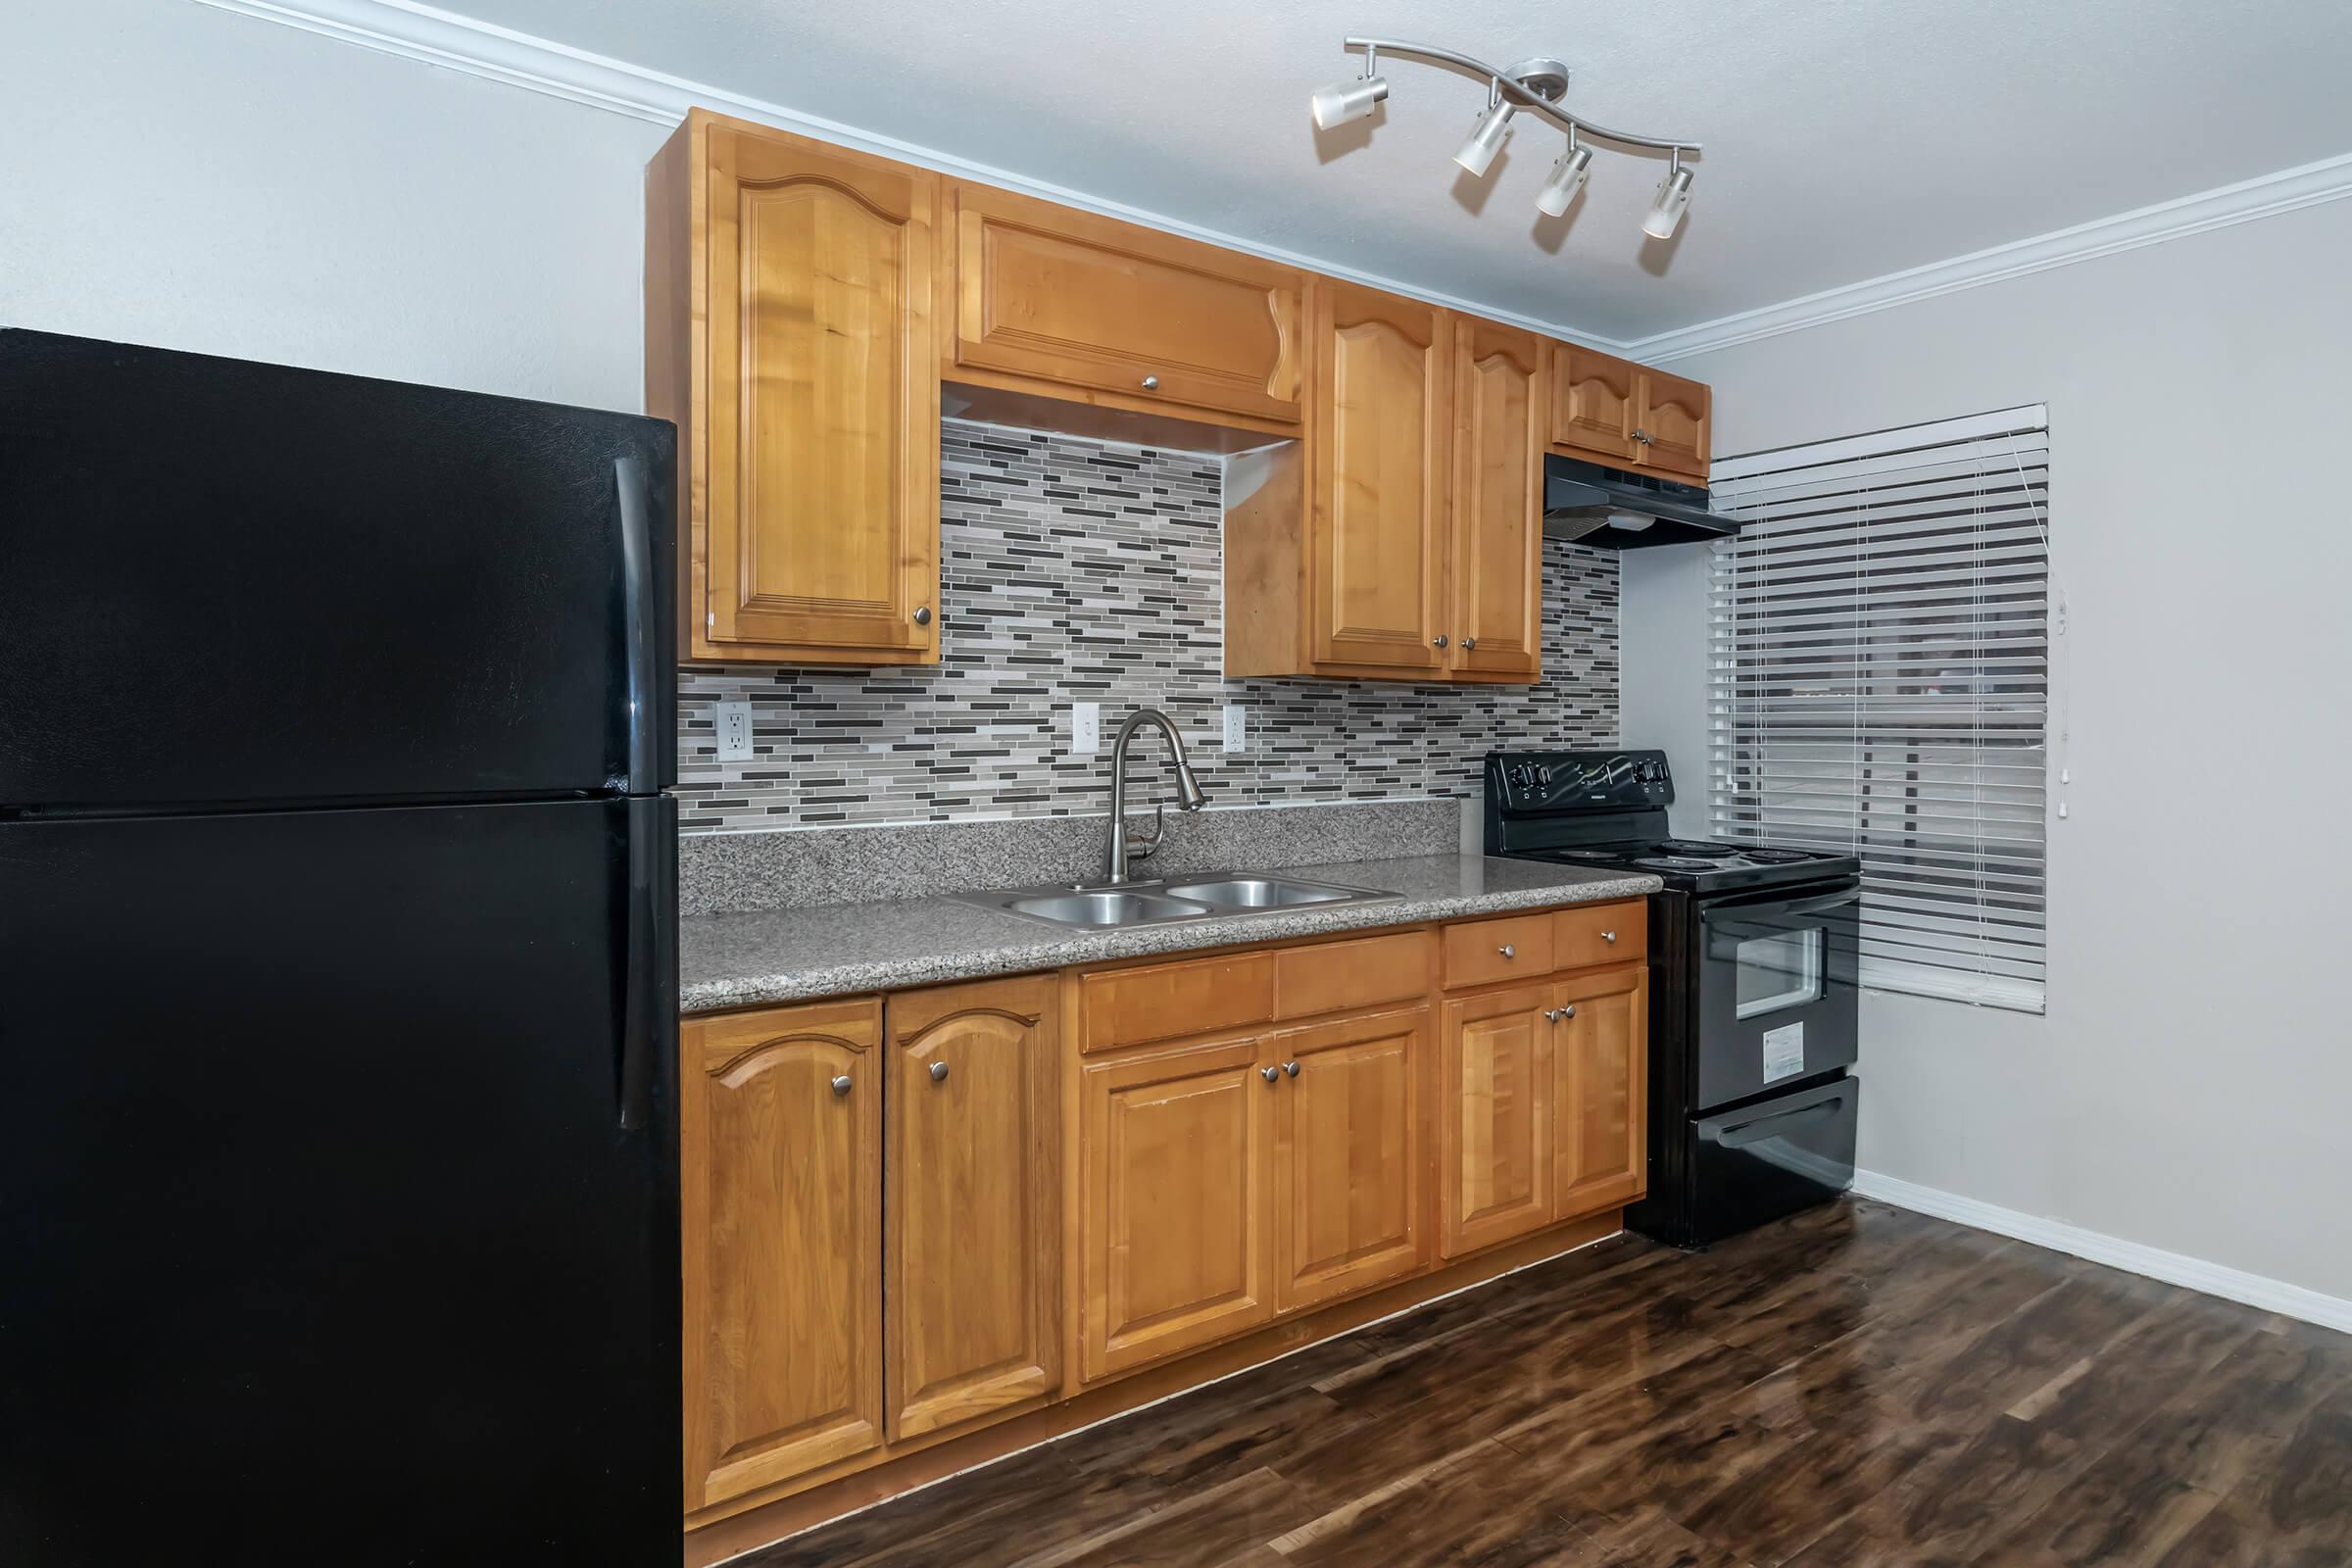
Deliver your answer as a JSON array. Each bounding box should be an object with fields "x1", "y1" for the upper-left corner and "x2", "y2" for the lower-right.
[{"x1": 1691, "y1": 880, "x2": 1861, "y2": 1112}]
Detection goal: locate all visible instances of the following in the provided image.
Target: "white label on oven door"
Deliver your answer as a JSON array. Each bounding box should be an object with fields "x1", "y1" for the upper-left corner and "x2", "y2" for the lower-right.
[{"x1": 1763, "y1": 1022, "x2": 1805, "y2": 1084}]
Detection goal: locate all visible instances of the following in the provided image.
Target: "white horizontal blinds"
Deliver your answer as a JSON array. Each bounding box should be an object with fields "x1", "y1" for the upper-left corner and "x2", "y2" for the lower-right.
[{"x1": 1709, "y1": 407, "x2": 2050, "y2": 1013}]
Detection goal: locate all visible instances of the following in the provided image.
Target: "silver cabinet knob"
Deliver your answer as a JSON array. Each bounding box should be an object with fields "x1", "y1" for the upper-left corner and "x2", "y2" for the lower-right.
[
  {"x1": 1260, "y1": 1065, "x2": 1280, "y2": 1084},
  {"x1": 1602, "y1": 931, "x2": 1617, "y2": 944},
  {"x1": 929, "y1": 1060, "x2": 950, "y2": 1083},
  {"x1": 1141, "y1": 375, "x2": 1159, "y2": 390},
  {"x1": 829, "y1": 1074, "x2": 852, "y2": 1097},
  {"x1": 1433, "y1": 635, "x2": 1449, "y2": 649},
  {"x1": 1633, "y1": 427, "x2": 1654, "y2": 444},
  {"x1": 912, "y1": 606, "x2": 932, "y2": 626},
  {"x1": 1498, "y1": 943, "x2": 1516, "y2": 958},
  {"x1": 1282, "y1": 1060, "x2": 1299, "y2": 1078},
  {"x1": 1463, "y1": 637, "x2": 1477, "y2": 650},
  {"x1": 1561, "y1": 1004, "x2": 1577, "y2": 1020},
  {"x1": 1543, "y1": 1008, "x2": 1562, "y2": 1022}
]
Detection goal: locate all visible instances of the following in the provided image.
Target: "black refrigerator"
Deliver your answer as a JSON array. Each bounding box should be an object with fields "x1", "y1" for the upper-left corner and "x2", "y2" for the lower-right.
[{"x1": 0, "y1": 329, "x2": 681, "y2": 1563}]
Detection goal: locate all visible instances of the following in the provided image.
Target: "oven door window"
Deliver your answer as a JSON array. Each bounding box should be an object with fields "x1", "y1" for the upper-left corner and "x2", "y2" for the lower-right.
[{"x1": 1733, "y1": 926, "x2": 1825, "y2": 1019}]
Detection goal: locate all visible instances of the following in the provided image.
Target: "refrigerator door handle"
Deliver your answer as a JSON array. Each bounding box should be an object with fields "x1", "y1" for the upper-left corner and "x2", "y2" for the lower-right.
[
  {"x1": 619, "y1": 795, "x2": 678, "y2": 1132},
  {"x1": 614, "y1": 456, "x2": 662, "y2": 799}
]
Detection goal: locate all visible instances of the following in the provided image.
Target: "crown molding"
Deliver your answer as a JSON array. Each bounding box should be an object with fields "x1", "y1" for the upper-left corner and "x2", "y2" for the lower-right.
[
  {"x1": 192, "y1": 0, "x2": 1630, "y2": 352},
  {"x1": 196, "y1": 0, "x2": 2352, "y2": 371},
  {"x1": 1626, "y1": 149, "x2": 2352, "y2": 364}
]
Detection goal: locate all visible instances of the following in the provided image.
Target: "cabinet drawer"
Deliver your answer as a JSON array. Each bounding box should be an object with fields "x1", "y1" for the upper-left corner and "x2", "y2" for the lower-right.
[
  {"x1": 1554, "y1": 903, "x2": 1645, "y2": 969},
  {"x1": 1274, "y1": 930, "x2": 1435, "y2": 1021},
  {"x1": 1444, "y1": 914, "x2": 1555, "y2": 990},
  {"x1": 1078, "y1": 953, "x2": 1278, "y2": 1054}
]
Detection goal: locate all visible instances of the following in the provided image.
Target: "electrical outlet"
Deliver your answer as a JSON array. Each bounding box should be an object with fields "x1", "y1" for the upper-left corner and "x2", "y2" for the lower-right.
[
  {"x1": 715, "y1": 702, "x2": 754, "y2": 761},
  {"x1": 1071, "y1": 702, "x2": 1100, "y2": 756},
  {"x1": 1221, "y1": 704, "x2": 1248, "y2": 754}
]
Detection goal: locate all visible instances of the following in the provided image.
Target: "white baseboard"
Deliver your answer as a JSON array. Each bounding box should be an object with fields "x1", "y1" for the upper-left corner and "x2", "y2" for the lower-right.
[{"x1": 1852, "y1": 1170, "x2": 2352, "y2": 1336}]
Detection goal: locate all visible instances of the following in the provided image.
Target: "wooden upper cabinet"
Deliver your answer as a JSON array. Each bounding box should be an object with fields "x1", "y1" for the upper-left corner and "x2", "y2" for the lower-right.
[
  {"x1": 1271, "y1": 1007, "x2": 1427, "y2": 1313},
  {"x1": 1550, "y1": 343, "x2": 1639, "y2": 465},
  {"x1": 1636, "y1": 368, "x2": 1711, "y2": 479},
  {"x1": 1439, "y1": 983, "x2": 1556, "y2": 1258},
  {"x1": 945, "y1": 183, "x2": 1303, "y2": 425},
  {"x1": 1549, "y1": 344, "x2": 1711, "y2": 481},
  {"x1": 1449, "y1": 319, "x2": 1545, "y2": 681},
  {"x1": 1552, "y1": 965, "x2": 1648, "y2": 1222},
  {"x1": 681, "y1": 998, "x2": 883, "y2": 1510},
  {"x1": 647, "y1": 111, "x2": 940, "y2": 664},
  {"x1": 1310, "y1": 282, "x2": 1450, "y2": 674},
  {"x1": 1079, "y1": 1036, "x2": 1274, "y2": 1381},
  {"x1": 884, "y1": 976, "x2": 1060, "y2": 1443}
]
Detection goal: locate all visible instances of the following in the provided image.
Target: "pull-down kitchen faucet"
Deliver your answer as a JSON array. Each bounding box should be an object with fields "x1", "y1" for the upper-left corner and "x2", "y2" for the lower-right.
[{"x1": 1102, "y1": 708, "x2": 1209, "y2": 884}]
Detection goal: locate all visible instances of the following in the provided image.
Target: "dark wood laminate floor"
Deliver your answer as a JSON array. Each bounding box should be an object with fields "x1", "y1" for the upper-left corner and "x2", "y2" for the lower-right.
[{"x1": 749, "y1": 1200, "x2": 2352, "y2": 1567}]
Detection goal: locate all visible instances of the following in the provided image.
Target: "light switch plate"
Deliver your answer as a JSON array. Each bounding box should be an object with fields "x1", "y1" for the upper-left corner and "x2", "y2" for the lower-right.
[
  {"x1": 715, "y1": 702, "x2": 754, "y2": 761},
  {"x1": 1071, "y1": 702, "x2": 1100, "y2": 756},
  {"x1": 1221, "y1": 705, "x2": 1248, "y2": 753}
]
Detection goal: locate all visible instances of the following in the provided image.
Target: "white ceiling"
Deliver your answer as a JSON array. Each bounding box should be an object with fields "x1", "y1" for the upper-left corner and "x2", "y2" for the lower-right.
[{"x1": 437, "y1": 0, "x2": 2352, "y2": 344}]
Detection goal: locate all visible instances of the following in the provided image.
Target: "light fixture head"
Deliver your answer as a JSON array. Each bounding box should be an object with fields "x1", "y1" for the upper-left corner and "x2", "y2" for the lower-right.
[
  {"x1": 1534, "y1": 141, "x2": 1593, "y2": 218},
  {"x1": 1452, "y1": 96, "x2": 1514, "y2": 177},
  {"x1": 1310, "y1": 72, "x2": 1389, "y2": 129},
  {"x1": 1642, "y1": 160, "x2": 1693, "y2": 239}
]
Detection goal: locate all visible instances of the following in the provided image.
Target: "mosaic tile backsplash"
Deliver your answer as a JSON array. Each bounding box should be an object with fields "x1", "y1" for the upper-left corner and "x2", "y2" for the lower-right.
[{"x1": 675, "y1": 420, "x2": 1619, "y2": 833}]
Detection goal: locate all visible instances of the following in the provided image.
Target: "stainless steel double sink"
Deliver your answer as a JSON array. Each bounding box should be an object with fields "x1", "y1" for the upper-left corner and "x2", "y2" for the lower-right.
[{"x1": 958, "y1": 873, "x2": 1396, "y2": 929}]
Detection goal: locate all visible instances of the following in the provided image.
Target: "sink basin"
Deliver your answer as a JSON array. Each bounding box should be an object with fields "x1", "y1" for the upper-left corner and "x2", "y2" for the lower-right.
[
  {"x1": 1161, "y1": 876, "x2": 1360, "y2": 910},
  {"x1": 964, "y1": 870, "x2": 1397, "y2": 929},
  {"x1": 1004, "y1": 890, "x2": 1209, "y2": 927}
]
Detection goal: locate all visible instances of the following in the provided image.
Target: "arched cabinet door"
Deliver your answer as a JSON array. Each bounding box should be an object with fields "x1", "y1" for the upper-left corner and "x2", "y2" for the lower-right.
[
  {"x1": 1310, "y1": 281, "x2": 1451, "y2": 674},
  {"x1": 680, "y1": 998, "x2": 882, "y2": 1510},
  {"x1": 884, "y1": 975, "x2": 1062, "y2": 1440}
]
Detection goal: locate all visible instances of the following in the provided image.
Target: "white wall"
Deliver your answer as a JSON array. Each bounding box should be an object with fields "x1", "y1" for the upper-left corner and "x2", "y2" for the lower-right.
[
  {"x1": 0, "y1": 0, "x2": 662, "y2": 409},
  {"x1": 1622, "y1": 196, "x2": 2352, "y2": 1301}
]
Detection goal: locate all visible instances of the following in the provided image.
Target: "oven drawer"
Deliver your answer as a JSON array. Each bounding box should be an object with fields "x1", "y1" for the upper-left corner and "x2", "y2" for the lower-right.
[
  {"x1": 1689, "y1": 1075, "x2": 1858, "y2": 1243},
  {"x1": 1554, "y1": 902, "x2": 1644, "y2": 968},
  {"x1": 1443, "y1": 914, "x2": 1554, "y2": 989}
]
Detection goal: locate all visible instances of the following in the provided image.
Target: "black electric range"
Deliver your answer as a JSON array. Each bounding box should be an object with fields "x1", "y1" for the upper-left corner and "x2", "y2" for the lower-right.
[{"x1": 1485, "y1": 749, "x2": 1863, "y2": 1247}]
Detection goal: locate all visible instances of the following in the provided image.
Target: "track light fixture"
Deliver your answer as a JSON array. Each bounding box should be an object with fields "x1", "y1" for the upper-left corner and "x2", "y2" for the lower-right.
[
  {"x1": 1451, "y1": 84, "x2": 1514, "y2": 177},
  {"x1": 1309, "y1": 36, "x2": 1702, "y2": 242},
  {"x1": 1642, "y1": 151, "x2": 1695, "y2": 239},
  {"x1": 1535, "y1": 132, "x2": 1593, "y2": 218},
  {"x1": 1309, "y1": 43, "x2": 1389, "y2": 129}
]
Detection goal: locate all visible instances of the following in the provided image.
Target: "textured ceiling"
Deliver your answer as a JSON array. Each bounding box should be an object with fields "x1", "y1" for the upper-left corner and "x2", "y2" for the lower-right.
[{"x1": 443, "y1": 0, "x2": 2352, "y2": 343}]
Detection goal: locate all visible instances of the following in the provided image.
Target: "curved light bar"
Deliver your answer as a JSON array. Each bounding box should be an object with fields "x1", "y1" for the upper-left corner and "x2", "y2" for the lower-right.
[{"x1": 1340, "y1": 36, "x2": 1701, "y2": 155}]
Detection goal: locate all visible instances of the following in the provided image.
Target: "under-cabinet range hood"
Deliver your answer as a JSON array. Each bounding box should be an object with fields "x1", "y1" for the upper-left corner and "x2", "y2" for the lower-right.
[{"x1": 1543, "y1": 454, "x2": 1735, "y2": 549}]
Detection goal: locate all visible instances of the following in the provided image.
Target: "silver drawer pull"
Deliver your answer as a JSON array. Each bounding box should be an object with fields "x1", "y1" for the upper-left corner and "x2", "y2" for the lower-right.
[
  {"x1": 1602, "y1": 930, "x2": 1617, "y2": 943},
  {"x1": 829, "y1": 1074, "x2": 852, "y2": 1097},
  {"x1": 1141, "y1": 374, "x2": 1160, "y2": 390},
  {"x1": 1498, "y1": 943, "x2": 1516, "y2": 958},
  {"x1": 929, "y1": 1060, "x2": 950, "y2": 1083}
]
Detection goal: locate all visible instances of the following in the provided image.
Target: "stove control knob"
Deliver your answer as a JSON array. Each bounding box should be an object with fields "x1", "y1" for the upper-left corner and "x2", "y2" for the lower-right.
[
  {"x1": 1535, "y1": 765, "x2": 1553, "y2": 787},
  {"x1": 1508, "y1": 763, "x2": 1535, "y2": 790}
]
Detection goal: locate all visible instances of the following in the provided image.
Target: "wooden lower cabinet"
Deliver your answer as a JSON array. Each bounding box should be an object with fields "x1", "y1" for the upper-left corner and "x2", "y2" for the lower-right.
[
  {"x1": 681, "y1": 998, "x2": 884, "y2": 1511},
  {"x1": 1079, "y1": 1035, "x2": 1274, "y2": 1381},
  {"x1": 1439, "y1": 983, "x2": 1556, "y2": 1258},
  {"x1": 681, "y1": 902, "x2": 1652, "y2": 1544},
  {"x1": 1553, "y1": 964, "x2": 1648, "y2": 1220},
  {"x1": 1272, "y1": 1006, "x2": 1428, "y2": 1312},
  {"x1": 884, "y1": 975, "x2": 1060, "y2": 1442}
]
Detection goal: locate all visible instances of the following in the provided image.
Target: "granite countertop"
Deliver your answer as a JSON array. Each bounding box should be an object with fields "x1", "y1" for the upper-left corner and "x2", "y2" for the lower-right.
[{"x1": 680, "y1": 854, "x2": 1662, "y2": 1013}]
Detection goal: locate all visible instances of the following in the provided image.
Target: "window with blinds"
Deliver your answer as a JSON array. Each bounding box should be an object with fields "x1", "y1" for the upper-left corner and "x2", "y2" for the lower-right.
[{"x1": 1707, "y1": 406, "x2": 2051, "y2": 1013}]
